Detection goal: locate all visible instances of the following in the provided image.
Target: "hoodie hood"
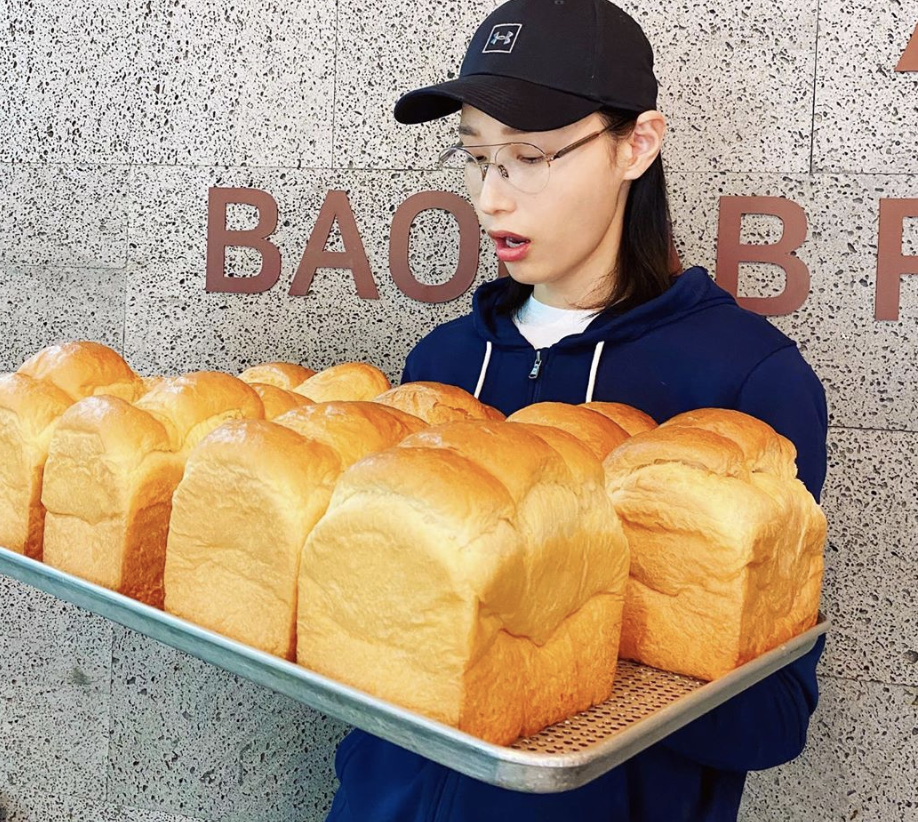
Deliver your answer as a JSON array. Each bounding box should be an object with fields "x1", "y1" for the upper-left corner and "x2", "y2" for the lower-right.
[{"x1": 471, "y1": 266, "x2": 734, "y2": 351}]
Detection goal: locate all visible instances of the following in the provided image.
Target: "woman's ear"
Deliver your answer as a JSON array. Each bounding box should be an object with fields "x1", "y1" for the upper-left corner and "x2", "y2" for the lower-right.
[{"x1": 622, "y1": 111, "x2": 666, "y2": 180}]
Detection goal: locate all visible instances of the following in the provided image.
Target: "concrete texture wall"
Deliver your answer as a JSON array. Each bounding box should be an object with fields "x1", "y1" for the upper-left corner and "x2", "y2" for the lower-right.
[{"x1": 1, "y1": 0, "x2": 916, "y2": 819}]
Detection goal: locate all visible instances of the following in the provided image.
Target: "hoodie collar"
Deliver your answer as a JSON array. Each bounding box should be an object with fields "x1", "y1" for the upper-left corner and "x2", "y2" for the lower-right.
[{"x1": 471, "y1": 266, "x2": 733, "y2": 351}]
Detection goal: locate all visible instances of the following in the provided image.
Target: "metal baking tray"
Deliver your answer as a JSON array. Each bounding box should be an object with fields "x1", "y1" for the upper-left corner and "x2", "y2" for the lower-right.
[{"x1": 0, "y1": 547, "x2": 828, "y2": 793}]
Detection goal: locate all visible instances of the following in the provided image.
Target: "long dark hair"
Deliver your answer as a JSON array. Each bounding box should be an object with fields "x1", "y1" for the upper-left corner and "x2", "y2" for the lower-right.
[{"x1": 496, "y1": 107, "x2": 677, "y2": 317}]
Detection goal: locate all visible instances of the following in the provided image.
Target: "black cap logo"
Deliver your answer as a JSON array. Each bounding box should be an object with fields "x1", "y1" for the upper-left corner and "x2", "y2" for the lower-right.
[{"x1": 483, "y1": 23, "x2": 523, "y2": 54}]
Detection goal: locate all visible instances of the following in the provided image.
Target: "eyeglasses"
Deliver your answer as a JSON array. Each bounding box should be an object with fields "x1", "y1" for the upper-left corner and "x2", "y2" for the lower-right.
[{"x1": 437, "y1": 126, "x2": 614, "y2": 195}]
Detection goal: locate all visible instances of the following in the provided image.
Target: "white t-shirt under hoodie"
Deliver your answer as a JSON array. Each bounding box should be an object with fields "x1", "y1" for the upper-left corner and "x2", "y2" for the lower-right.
[{"x1": 512, "y1": 294, "x2": 598, "y2": 349}]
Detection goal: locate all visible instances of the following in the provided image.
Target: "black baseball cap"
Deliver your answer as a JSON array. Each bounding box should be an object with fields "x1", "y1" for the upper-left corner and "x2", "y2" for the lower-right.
[{"x1": 394, "y1": 0, "x2": 658, "y2": 132}]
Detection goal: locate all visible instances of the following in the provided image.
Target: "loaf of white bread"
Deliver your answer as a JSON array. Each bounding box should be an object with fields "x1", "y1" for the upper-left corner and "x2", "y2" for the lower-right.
[
  {"x1": 163, "y1": 401, "x2": 426, "y2": 658},
  {"x1": 41, "y1": 372, "x2": 264, "y2": 607},
  {"x1": 0, "y1": 342, "x2": 143, "y2": 559},
  {"x1": 603, "y1": 408, "x2": 826, "y2": 681},
  {"x1": 297, "y1": 418, "x2": 629, "y2": 745}
]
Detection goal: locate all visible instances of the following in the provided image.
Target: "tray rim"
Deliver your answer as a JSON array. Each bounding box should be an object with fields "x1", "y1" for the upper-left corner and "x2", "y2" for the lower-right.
[{"x1": 0, "y1": 547, "x2": 829, "y2": 793}]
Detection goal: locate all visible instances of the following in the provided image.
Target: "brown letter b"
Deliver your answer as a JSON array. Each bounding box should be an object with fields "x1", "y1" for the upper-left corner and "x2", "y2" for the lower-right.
[
  {"x1": 206, "y1": 188, "x2": 281, "y2": 293},
  {"x1": 716, "y1": 196, "x2": 810, "y2": 316}
]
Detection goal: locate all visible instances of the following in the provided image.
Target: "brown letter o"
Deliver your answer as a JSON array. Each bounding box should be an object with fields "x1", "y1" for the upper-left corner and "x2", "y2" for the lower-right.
[{"x1": 389, "y1": 191, "x2": 480, "y2": 303}]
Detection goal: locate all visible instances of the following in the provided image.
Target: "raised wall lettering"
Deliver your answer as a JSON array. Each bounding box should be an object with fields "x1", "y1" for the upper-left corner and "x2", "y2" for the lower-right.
[
  {"x1": 896, "y1": 22, "x2": 918, "y2": 71},
  {"x1": 206, "y1": 188, "x2": 281, "y2": 294},
  {"x1": 289, "y1": 190, "x2": 378, "y2": 299},
  {"x1": 716, "y1": 196, "x2": 810, "y2": 315},
  {"x1": 389, "y1": 192, "x2": 480, "y2": 302},
  {"x1": 876, "y1": 199, "x2": 918, "y2": 320}
]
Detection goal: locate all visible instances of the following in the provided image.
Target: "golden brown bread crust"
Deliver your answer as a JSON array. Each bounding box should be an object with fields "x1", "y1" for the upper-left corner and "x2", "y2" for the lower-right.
[
  {"x1": 508, "y1": 401, "x2": 629, "y2": 460},
  {"x1": 41, "y1": 396, "x2": 180, "y2": 607},
  {"x1": 275, "y1": 401, "x2": 422, "y2": 469},
  {"x1": 603, "y1": 426, "x2": 750, "y2": 486},
  {"x1": 133, "y1": 371, "x2": 264, "y2": 454},
  {"x1": 17, "y1": 341, "x2": 141, "y2": 402},
  {"x1": 164, "y1": 420, "x2": 341, "y2": 659},
  {"x1": 581, "y1": 401, "x2": 657, "y2": 435},
  {"x1": 0, "y1": 374, "x2": 75, "y2": 559},
  {"x1": 293, "y1": 363, "x2": 390, "y2": 402},
  {"x1": 603, "y1": 413, "x2": 825, "y2": 680},
  {"x1": 248, "y1": 383, "x2": 314, "y2": 420},
  {"x1": 660, "y1": 408, "x2": 797, "y2": 479},
  {"x1": 137, "y1": 376, "x2": 166, "y2": 398},
  {"x1": 508, "y1": 422, "x2": 604, "y2": 488},
  {"x1": 238, "y1": 362, "x2": 316, "y2": 390},
  {"x1": 298, "y1": 420, "x2": 629, "y2": 744},
  {"x1": 40, "y1": 373, "x2": 265, "y2": 607},
  {"x1": 375, "y1": 381, "x2": 505, "y2": 424}
]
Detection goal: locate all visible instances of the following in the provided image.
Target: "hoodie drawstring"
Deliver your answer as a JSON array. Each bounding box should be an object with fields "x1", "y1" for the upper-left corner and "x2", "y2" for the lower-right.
[
  {"x1": 585, "y1": 341, "x2": 605, "y2": 403},
  {"x1": 474, "y1": 341, "x2": 492, "y2": 399},
  {"x1": 476, "y1": 339, "x2": 605, "y2": 403}
]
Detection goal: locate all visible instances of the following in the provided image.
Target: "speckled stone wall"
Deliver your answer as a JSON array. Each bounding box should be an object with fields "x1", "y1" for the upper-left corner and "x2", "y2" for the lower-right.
[{"x1": 1, "y1": 0, "x2": 916, "y2": 820}]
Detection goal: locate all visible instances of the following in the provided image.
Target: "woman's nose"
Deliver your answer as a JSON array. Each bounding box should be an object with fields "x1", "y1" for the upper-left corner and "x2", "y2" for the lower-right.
[{"x1": 476, "y1": 164, "x2": 516, "y2": 215}]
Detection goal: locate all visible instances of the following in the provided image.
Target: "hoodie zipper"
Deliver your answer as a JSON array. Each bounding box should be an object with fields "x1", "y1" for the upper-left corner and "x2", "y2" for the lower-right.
[
  {"x1": 528, "y1": 348, "x2": 549, "y2": 404},
  {"x1": 528, "y1": 350, "x2": 543, "y2": 380}
]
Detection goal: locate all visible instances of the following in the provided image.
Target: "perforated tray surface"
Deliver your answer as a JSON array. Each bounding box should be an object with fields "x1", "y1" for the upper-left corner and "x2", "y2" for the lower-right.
[
  {"x1": 0, "y1": 548, "x2": 828, "y2": 793},
  {"x1": 512, "y1": 661, "x2": 704, "y2": 755}
]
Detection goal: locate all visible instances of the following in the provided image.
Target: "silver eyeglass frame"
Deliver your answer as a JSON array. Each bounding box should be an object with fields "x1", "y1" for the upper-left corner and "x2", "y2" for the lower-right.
[{"x1": 437, "y1": 125, "x2": 615, "y2": 190}]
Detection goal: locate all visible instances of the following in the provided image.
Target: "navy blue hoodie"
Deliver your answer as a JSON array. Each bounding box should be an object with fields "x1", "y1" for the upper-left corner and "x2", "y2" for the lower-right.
[{"x1": 326, "y1": 266, "x2": 828, "y2": 822}]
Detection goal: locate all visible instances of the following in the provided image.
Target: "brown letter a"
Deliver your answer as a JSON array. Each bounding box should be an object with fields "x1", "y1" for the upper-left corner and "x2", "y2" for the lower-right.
[
  {"x1": 290, "y1": 190, "x2": 378, "y2": 299},
  {"x1": 896, "y1": 23, "x2": 918, "y2": 71}
]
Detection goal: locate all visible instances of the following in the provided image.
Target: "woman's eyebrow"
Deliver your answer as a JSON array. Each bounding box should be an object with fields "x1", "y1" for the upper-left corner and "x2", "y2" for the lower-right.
[{"x1": 457, "y1": 124, "x2": 531, "y2": 137}]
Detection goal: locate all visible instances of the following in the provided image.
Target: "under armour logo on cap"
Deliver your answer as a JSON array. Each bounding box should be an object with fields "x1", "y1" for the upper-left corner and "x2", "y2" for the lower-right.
[{"x1": 483, "y1": 23, "x2": 522, "y2": 53}]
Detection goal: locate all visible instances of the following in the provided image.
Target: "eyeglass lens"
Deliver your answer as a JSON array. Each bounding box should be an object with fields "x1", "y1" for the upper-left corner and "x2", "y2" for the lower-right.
[{"x1": 440, "y1": 144, "x2": 550, "y2": 195}]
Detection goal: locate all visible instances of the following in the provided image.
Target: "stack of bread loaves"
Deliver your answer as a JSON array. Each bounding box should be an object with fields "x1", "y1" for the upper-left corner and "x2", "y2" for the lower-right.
[
  {"x1": 40, "y1": 372, "x2": 264, "y2": 608},
  {"x1": 0, "y1": 342, "x2": 143, "y2": 560},
  {"x1": 603, "y1": 408, "x2": 826, "y2": 681},
  {"x1": 297, "y1": 410, "x2": 630, "y2": 745},
  {"x1": 163, "y1": 394, "x2": 427, "y2": 659}
]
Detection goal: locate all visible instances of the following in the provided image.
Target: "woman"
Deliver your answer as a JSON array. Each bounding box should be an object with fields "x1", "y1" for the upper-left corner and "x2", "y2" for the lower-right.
[{"x1": 326, "y1": 0, "x2": 827, "y2": 819}]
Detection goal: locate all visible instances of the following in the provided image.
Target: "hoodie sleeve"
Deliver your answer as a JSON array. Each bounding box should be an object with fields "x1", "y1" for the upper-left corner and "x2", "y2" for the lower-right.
[
  {"x1": 734, "y1": 344, "x2": 829, "y2": 501},
  {"x1": 660, "y1": 344, "x2": 829, "y2": 772}
]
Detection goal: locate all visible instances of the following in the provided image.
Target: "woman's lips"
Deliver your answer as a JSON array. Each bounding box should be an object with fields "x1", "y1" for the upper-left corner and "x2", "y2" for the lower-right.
[{"x1": 491, "y1": 234, "x2": 532, "y2": 262}]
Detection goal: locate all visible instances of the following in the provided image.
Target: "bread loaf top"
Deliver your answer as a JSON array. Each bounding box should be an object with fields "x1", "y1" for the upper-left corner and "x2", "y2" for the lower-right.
[
  {"x1": 603, "y1": 426, "x2": 750, "y2": 488},
  {"x1": 508, "y1": 401, "x2": 629, "y2": 460},
  {"x1": 318, "y1": 419, "x2": 627, "y2": 644},
  {"x1": 275, "y1": 401, "x2": 424, "y2": 469},
  {"x1": 238, "y1": 362, "x2": 316, "y2": 390},
  {"x1": 660, "y1": 408, "x2": 797, "y2": 479},
  {"x1": 17, "y1": 342, "x2": 140, "y2": 402},
  {"x1": 248, "y1": 383, "x2": 314, "y2": 420},
  {"x1": 183, "y1": 419, "x2": 342, "y2": 502},
  {"x1": 375, "y1": 381, "x2": 505, "y2": 424},
  {"x1": 133, "y1": 372, "x2": 264, "y2": 454},
  {"x1": 0, "y1": 373, "x2": 74, "y2": 445},
  {"x1": 581, "y1": 401, "x2": 657, "y2": 435},
  {"x1": 293, "y1": 363, "x2": 390, "y2": 402}
]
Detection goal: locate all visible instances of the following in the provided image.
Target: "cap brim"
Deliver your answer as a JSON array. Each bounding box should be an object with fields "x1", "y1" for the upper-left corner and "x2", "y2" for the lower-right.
[{"x1": 394, "y1": 74, "x2": 601, "y2": 132}]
